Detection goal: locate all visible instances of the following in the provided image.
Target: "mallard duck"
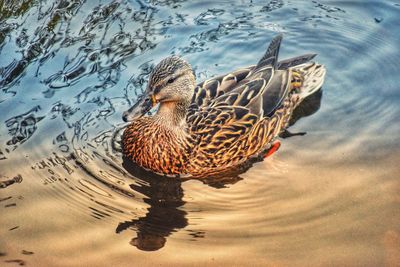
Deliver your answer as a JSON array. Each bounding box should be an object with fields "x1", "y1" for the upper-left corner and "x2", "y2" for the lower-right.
[{"x1": 122, "y1": 35, "x2": 325, "y2": 178}]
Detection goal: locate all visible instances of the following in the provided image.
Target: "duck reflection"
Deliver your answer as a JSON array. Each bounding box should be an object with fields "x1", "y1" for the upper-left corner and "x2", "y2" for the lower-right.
[
  {"x1": 117, "y1": 89, "x2": 322, "y2": 251},
  {"x1": 118, "y1": 159, "x2": 187, "y2": 251},
  {"x1": 119, "y1": 158, "x2": 242, "y2": 251},
  {"x1": 281, "y1": 89, "x2": 323, "y2": 138}
]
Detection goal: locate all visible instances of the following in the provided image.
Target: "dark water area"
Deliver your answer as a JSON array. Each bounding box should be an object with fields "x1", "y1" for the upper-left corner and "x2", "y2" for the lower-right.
[{"x1": 1, "y1": 0, "x2": 400, "y2": 266}]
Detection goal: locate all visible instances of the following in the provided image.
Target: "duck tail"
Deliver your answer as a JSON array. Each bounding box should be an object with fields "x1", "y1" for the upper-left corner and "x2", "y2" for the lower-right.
[
  {"x1": 293, "y1": 62, "x2": 326, "y2": 99},
  {"x1": 254, "y1": 34, "x2": 283, "y2": 71}
]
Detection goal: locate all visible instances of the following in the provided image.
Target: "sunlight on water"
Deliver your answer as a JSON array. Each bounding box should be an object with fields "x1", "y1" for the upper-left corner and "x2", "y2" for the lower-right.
[{"x1": 1, "y1": 0, "x2": 399, "y2": 266}]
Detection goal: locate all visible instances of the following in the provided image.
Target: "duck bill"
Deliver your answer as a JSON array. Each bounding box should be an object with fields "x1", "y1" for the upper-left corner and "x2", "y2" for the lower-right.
[{"x1": 122, "y1": 94, "x2": 156, "y2": 122}]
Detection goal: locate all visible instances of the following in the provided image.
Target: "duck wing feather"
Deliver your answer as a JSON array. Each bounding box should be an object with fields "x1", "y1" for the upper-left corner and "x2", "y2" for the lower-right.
[{"x1": 186, "y1": 35, "x2": 316, "y2": 171}]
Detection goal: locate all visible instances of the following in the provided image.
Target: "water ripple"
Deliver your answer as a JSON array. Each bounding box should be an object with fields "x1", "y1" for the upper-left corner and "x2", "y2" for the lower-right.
[{"x1": 0, "y1": 0, "x2": 399, "y2": 265}]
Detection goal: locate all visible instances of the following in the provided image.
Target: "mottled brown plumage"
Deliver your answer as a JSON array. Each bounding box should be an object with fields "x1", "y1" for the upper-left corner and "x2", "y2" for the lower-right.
[{"x1": 122, "y1": 35, "x2": 326, "y2": 178}]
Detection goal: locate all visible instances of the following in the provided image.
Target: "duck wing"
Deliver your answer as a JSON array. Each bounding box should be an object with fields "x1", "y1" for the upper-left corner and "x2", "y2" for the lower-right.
[
  {"x1": 186, "y1": 35, "x2": 299, "y2": 171},
  {"x1": 187, "y1": 66, "x2": 253, "y2": 116},
  {"x1": 188, "y1": 35, "x2": 291, "y2": 123}
]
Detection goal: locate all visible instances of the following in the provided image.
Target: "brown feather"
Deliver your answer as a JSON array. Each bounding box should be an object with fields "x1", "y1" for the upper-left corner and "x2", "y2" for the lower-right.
[{"x1": 122, "y1": 35, "x2": 325, "y2": 177}]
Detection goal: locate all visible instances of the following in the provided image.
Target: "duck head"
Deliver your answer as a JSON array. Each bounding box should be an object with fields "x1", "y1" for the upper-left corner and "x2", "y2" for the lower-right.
[{"x1": 122, "y1": 56, "x2": 196, "y2": 122}]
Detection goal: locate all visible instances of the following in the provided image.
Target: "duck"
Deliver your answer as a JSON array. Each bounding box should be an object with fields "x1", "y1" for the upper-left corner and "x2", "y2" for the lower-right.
[{"x1": 122, "y1": 35, "x2": 326, "y2": 178}]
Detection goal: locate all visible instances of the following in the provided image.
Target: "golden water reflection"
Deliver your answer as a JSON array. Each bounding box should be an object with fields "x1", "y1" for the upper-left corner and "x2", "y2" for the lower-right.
[{"x1": 1, "y1": 0, "x2": 400, "y2": 266}]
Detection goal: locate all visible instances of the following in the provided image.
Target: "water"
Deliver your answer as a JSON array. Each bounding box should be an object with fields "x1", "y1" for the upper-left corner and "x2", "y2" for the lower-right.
[{"x1": 1, "y1": 0, "x2": 399, "y2": 266}]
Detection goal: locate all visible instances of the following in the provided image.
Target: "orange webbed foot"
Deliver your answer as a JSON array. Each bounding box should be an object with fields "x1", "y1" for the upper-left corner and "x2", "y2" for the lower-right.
[{"x1": 264, "y1": 141, "x2": 281, "y2": 158}]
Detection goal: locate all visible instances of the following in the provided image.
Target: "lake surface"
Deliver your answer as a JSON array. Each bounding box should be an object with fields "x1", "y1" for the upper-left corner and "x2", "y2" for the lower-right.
[{"x1": 1, "y1": 0, "x2": 400, "y2": 266}]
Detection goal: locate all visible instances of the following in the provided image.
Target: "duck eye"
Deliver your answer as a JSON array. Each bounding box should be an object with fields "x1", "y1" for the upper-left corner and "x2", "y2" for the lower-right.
[{"x1": 167, "y1": 77, "x2": 175, "y2": 84}]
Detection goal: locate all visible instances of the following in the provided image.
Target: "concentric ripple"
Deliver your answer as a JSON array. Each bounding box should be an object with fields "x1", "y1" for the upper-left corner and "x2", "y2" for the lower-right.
[{"x1": 1, "y1": 0, "x2": 399, "y2": 266}]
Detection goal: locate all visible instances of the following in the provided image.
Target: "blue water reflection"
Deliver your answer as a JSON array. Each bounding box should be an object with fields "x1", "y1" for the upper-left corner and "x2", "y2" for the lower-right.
[{"x1": 0, "y1": 0, "x2": 399, "y2": 265}]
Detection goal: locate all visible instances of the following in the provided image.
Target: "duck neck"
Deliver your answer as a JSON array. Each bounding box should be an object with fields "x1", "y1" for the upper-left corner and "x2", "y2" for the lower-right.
[{"x1": 155, "y1": 100, "x2": 190, "y2": 128}]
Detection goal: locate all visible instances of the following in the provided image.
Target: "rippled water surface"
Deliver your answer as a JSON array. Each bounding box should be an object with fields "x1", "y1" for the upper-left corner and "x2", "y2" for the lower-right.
[{"x1": 1, "y1": 0, "x2": 400, "y2": 266}]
